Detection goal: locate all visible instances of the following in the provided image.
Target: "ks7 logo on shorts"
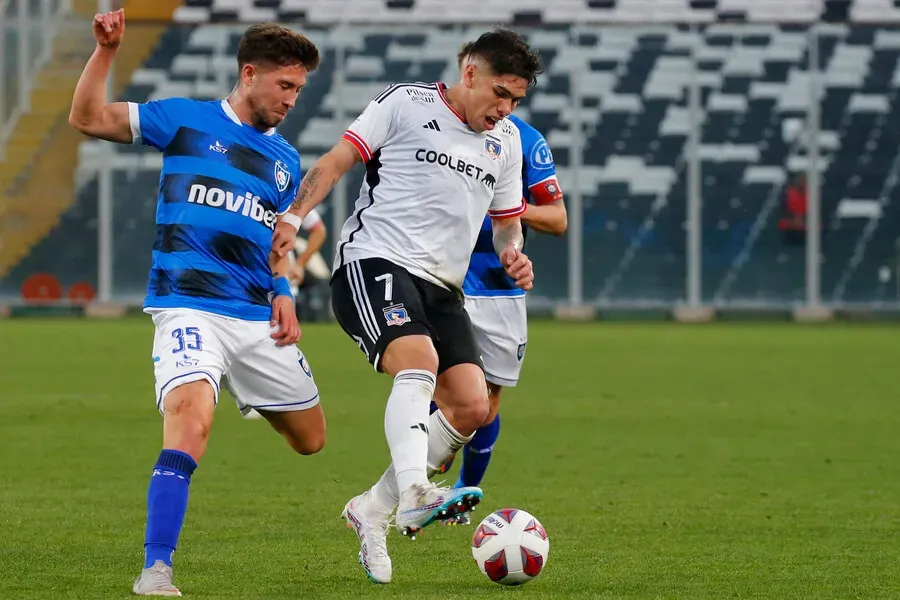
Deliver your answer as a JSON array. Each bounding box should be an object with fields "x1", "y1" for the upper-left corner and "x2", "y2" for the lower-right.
[{"x1": 383, "y1": 303, "x2": 410, "y2": 326}]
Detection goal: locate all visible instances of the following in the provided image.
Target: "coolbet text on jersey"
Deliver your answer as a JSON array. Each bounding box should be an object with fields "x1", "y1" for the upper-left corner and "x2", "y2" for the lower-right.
[
  {"x1": 463, "y1": 114, "x2": 563, "y2": 298},
  {"x1": 128, "y1": 98, "x2": 301, "y2": 320}
]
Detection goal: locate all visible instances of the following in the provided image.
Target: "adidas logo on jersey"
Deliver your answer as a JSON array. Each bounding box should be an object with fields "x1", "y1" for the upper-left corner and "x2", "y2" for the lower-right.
[
  {"x1": 423, "y1": 120, "x2": 441, "y2": 131},
  {"x1": 187, "y1": 183, "x2": 278, "y2": 230}
]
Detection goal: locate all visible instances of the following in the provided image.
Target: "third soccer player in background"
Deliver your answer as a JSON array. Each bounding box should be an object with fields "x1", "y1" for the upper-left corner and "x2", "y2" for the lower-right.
[
  {"x1": 434, "y1": 43, "x2": 567, "y2": 516},
  {"x1": 438, "y1": 117, "x2": 566, "y2": 520}
]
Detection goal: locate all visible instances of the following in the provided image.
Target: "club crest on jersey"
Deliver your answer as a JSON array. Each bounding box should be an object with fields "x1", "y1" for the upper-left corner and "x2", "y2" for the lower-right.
[
  {"x1": 298, "y1": 355, "x2": 312, "y2": 378},
  {"x1": 274, "y1": 160, "x2": 291, "y2": 193},
  {"x1": 383, "y1": 304, "x2": 411, "y2": 326},
  {"x1": 517, "y1": 342, "x2": 527, "y2": 361},
  {"x1": 485, "y1": 137, "x2": 502, "y2": 160}
]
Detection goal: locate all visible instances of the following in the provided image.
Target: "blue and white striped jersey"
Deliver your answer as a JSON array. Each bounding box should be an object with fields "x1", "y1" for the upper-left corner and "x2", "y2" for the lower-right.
[{"x1": 128, "y1": 98, "x2": 301, "y2": 320}]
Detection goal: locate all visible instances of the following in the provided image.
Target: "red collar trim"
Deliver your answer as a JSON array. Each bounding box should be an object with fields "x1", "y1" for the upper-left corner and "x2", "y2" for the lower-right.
[{"x1": 436, "y1": 83, "x2": 467, "y2": 125}]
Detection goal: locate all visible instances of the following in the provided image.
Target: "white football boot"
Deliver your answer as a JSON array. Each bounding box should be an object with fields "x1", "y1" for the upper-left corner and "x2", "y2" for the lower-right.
[
  {"x1": 395, "y1": 482, "x2": 482, "y2": 539},
  {"x1": 132, "y1": 560, "x2": 181, "y2": 596},
  {"x1": 341, "y1": 492, "x2": 392, "y2": 584}
]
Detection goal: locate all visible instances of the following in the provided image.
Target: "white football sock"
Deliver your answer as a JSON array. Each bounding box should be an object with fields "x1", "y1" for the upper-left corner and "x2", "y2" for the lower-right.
[
  {"x1": 367, "y1": 468, "x2": 399, "y2": 518},
  {"x1": 369, "y1": 408, "x2": 476, "y2": 517},
  {"x1": 426, "y1": 408, "x2": 474, "y2": 478},
  {"x1": 384, "y1": 369, "x2": 435, "y2": 495}
]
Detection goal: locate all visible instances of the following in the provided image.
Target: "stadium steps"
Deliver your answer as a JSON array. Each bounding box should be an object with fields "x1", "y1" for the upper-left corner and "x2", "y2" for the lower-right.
[
  {"x1": 0, "y1": 5, "x2": 176, "y2": 190},
  {"x1": 121, "y1": 0, "x2": 185, "y2": 20},
  {"x1": 0, "y1": 21, "x2": 171, "y2": 277},
  {"x1": 0, "y1": 21, "x2": 96, "y2": 194},
  {"x1": 70, "y1": 0, "x2": 184, "y2": 19},
  {"x1": 70, "y1": 0, "x2": 105, "y2": 18}
]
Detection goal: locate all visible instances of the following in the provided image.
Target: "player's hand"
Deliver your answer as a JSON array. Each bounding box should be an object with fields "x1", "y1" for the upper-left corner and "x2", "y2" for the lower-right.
[
  {"x1": 93, "y1": 9, "x2": 125, "y2": 49},
  {"x1": 272, "y1": 221, "x2": 298, "y2": 258},
  {"x1": 270, "y1": 295, "x2": 301, "y2": 346},
  {"x1": 500, "y1": 245, "x2": 534, "y2": 291}
]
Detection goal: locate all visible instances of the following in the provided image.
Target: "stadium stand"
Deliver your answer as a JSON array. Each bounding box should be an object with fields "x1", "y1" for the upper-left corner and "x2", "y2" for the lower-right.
[
  {"x1": 171, "y1": 0, "x2": 900, "y2": 26},
  {"x1": 3, "y1": 0, "x2": 900, "y2": 306},
  {"x1": 0, "y1": 0, "x2": 179, "y2": 296}
]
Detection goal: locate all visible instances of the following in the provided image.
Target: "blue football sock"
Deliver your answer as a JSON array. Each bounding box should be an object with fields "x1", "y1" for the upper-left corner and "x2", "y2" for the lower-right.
[
  {"x1": 143, "y1": 449, "x2": 197, "y2": 569},
  {"x1": 456, "y1": 414, "x2": 500, "y2": 488}
]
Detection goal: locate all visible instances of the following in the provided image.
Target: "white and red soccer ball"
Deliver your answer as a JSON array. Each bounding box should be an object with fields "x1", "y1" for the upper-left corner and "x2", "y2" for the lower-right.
[{"x1": 471, "y1": 508, "x2": 550, "y2": 585}]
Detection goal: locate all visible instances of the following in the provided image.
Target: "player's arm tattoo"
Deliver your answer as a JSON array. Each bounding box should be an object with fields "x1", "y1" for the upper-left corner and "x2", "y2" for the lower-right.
[
  {"x1": 289, "y1": 165, "x2": 338, "y2": 214},
  {"x1": 492, "y1": 216, "x2": 525, "y2": 255},
  {"x1": 290, "y1": 166, "x2": 322, "y2": 212}
]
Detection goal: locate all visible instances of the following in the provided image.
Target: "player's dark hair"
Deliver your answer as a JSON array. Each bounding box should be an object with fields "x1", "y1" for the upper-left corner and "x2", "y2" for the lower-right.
[
  {"x1": 237, "y1": 23, "x2": 320, "y2": 72},
  {"x1": 457, "y1": 27, "x2": 543, "y2": 87}
]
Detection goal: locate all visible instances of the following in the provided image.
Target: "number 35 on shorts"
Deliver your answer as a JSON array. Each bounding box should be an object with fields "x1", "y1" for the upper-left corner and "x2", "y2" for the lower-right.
[
  {"x1": 167, "y1": 326, "x2": 203, "y2": 367},
  {"x1": 172, "y1": 326, "x2": 203, "y2": 353}
]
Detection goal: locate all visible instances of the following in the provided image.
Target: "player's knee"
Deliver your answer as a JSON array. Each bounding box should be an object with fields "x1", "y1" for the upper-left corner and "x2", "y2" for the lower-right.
[
  {"x1": 165, "y1": 406, "x2": 212, "y2": 440},
  {"x1": 163, "y1": 383, "x2": 215, "y2": 441},
  {"x1": 287, "y1": 431, "x2": 325, "y2": 455},
  {"x1": 459, "y1": 405, "x2": 489, "y2": 435},
  {"x1": 454, "y1": 391, "x2": 490, "y2": 434},
  {"x1": 402, "y1": 344, "x2": 438, "y2": 374},
  {"x1": 185, "y1": 418, "x2": 213, "y2": 446},
  {"x1": 266, "y1": 405, "x2": 326, "y2": 455}
]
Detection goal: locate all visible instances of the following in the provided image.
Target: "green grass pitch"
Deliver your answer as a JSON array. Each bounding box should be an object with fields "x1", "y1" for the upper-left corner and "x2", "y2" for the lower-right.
[{"x1": 1, "y1": 319, "x2": 898, "y2": 599}]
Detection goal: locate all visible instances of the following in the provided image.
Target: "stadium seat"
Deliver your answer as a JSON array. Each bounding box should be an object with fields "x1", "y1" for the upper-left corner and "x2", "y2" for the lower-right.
[
  {"x1": 169, "y1": 0, "x2": 900, "y2": 25},
  {"x1": 7, "y1": 4, "x2": 900, "y2": 307}
]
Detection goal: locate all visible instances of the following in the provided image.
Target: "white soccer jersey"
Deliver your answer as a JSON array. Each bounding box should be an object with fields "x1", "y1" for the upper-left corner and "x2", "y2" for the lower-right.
[{"x1": 335, "y1": 82, "x2": 525, "y2": 290}]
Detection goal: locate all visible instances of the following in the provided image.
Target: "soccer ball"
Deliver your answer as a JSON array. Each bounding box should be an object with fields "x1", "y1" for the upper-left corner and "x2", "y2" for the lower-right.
[{"x1": 471, "y1": 508, "x2": 549, "y2": 585}]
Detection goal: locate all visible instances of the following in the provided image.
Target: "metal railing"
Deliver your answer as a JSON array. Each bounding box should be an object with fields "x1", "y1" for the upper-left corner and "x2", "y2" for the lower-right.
[{"x1": 0, "y1": 0, "x2": 71, "y2": 160}]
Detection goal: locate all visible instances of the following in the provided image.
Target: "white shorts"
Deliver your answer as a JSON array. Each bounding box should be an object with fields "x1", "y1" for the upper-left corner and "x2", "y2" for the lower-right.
[
  {"x1": 150, "y1": 308, "x2": 320, "y2": 415},
  {"x1": 464, "y1": 295, "x2": 528, "y2": 387}
]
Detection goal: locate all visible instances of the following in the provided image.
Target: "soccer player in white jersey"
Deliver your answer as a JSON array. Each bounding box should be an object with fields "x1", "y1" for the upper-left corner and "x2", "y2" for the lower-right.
[
  {"x1": 271, "y1": 28, "x2": 543, "y2": 583},
  {"x1": 69, "y1": 12, "x2": 325, "y2": 595}
]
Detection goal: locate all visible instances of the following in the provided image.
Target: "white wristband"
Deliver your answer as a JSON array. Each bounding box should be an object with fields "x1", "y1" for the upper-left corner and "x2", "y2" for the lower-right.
[{"x1": 280, "y1": 212, "x2": 303, "y2": 231}]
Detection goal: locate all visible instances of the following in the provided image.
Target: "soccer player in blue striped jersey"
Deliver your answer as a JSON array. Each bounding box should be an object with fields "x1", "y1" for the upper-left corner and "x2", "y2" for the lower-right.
[
  {"x1": 437, "y1": 107, "x2": 567, "y2": 521},
  {"x1": 69, "y1": 11, "x2": 325, "y2": 595}
]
